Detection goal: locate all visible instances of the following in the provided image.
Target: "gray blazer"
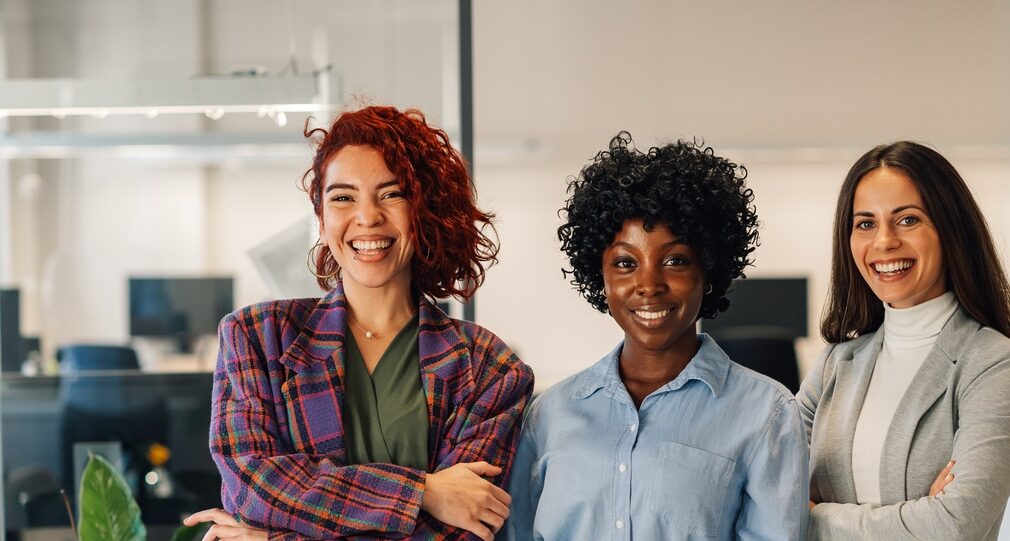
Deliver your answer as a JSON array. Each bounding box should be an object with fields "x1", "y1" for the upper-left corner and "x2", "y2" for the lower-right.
[{"x1": 798, "y1": 307, "x2": 1010, "y2": 541}]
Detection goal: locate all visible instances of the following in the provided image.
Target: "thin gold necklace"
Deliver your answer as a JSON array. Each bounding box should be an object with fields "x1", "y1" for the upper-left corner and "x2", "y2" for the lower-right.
[{"x1": 347, "y1": 310, "x2": 415, "y2": 340}]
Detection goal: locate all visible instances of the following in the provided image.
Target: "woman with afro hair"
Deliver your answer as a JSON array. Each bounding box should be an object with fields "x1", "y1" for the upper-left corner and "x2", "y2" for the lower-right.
[
  {"x1": 501, "y1": 133, "x2": 808, "y2": 540},
  {"x1": 184, "y1": 106, "x2": 533, "y2": 540}
]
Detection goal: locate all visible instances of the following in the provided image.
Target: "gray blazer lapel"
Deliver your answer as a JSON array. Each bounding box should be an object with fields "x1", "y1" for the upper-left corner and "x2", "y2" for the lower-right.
[
  {"x1": 826, "y1": 330, "x2": 884, "y2": 503},
  {"x1": 878, "y1": 308, "x2": 978, "y2": 503}
]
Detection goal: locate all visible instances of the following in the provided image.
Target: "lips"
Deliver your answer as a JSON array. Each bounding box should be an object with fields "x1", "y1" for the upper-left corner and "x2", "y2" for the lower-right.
[
  {"x1": 350, "y1": 238, "x2": 392, "y2": 251},
  {"x1": 871, "y1": 258, "x2": 914, "y2": 278},
  {"x1": 348, "y1": 237, "x2": 395, "y2": 261},
  {"x1": 629, "y1": 305, "x2": 675, "y2": 326}
]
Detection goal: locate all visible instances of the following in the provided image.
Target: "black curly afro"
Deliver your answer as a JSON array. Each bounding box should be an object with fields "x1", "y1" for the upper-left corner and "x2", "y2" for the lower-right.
[{"x1": 558, "y1": 132, "x2": 759, "y2": 319}]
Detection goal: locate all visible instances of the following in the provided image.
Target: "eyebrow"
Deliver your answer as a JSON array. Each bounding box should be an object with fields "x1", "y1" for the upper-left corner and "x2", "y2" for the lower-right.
[
  {"x1": 853, "y1": 204, "x2": 925, "y2": 217},
  {"x1": 610, "y1": 239, "x2": 686, "y2": 249},
  {"x1": 324, "y1": 179, "x2": 399, "y2": 194}
]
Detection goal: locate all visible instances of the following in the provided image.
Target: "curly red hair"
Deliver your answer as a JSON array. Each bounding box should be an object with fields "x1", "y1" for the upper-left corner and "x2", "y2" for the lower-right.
[{"x1": 302, "y1": 106, "x2": 498, "y2": 300}]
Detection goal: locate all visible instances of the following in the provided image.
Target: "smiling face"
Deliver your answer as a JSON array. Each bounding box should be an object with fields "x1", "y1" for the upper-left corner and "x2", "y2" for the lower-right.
[
  {"x1": 320, "y1": 144, "x2": 415, "y2": 293},
  {"x1": 602, "y1": 218, "x2": 705, "y2": 359},
  {"x1": 850, "y1": 167, "x2": 946, "y2": 309}
]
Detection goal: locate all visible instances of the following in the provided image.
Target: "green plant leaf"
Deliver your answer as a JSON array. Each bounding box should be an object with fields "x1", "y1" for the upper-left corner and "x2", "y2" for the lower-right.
[
  {"x1": 170, "y1": 523, "x2": 211, "y2": 541},
  {"x1": 78, "y1": 454, "x2": 147, "y2": 541}
]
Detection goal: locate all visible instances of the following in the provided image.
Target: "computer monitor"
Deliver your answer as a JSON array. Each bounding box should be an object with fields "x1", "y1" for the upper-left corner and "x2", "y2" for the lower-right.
[
  {"x1": 702, "y1": 277, "x2": 808, "y2": 339},
  {"x1": 1, "y1": 288, "x2": 22, "y2": 372},
  {"x1": 1, "y1": 371, "x2": 219, "y2": 530},
  {"x1": 129, "y1": 277, "x2": 234, "y2": 352}
]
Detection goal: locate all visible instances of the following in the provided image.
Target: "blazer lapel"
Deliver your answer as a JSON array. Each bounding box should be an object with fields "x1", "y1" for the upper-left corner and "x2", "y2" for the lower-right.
[
  {"x1": 878, "y1": 308, "x2": 977, "y2": 503},
  {"x1": 278, "y1": 285, "x2": 349, "y2": 456},
  {"x1": 418, "y1": 300, "x2": 472, "y2": 471},
  {"x1": 825, "y1": 330, "x2": 884, "y2": 504}
]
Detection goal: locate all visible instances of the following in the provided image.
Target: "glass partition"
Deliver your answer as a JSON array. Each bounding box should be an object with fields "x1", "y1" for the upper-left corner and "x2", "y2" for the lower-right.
[{"x1": 0, "y1": 1, "x2": 463, "y2": 538}]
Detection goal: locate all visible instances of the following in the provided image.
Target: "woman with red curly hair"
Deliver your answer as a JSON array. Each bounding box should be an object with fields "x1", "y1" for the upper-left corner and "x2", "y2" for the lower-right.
[{"x1": 183, "y1": 106, "x2": 534, "y2": 541}]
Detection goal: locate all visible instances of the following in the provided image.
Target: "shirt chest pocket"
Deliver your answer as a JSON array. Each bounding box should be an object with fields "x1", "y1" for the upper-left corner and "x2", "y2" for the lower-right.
[{"x1": 645, "y1": 441, "x2": 736, "y2": 537}]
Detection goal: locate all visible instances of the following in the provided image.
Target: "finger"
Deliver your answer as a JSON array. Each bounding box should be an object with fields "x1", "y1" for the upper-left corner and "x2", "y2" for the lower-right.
[
  {"x1": 480, "y1": 507, "x2": 506, "y2": 531},
  {"x1": 485, "y1": 493, "x2": 510, "y2": 521},
  {"x1": 463, "y1": 461, "x2": 503, "y2": 477},
  {"x1": 465, "y1": 519, "x2": 494, "y2": 541},
  {"x1": 942, "y1": 472, "x2": 955, "y2": 488},
  {"x1": 187, "y1": 508, "x2": 240, "y2": 527},
  {"x1": 204, "y1": 524, "x2": 254, "y2": 541},
  {"x1": 490, "y1": 483, "x2": 512, "y2": 506},
  {"x1": 202, "y1": 524, "x2": 220, "y2": 541}
]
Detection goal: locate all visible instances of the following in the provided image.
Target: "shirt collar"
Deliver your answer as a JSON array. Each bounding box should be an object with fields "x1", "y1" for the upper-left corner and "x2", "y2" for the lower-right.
[{"x1": 572, "y1": 334, "x2": 730, "y2": 400}]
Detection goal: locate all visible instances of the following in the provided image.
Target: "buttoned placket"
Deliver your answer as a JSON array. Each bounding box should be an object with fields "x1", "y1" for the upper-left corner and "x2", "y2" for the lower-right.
[{"x1": 609, "y1": 381, "x2": 640, "y2": 541}]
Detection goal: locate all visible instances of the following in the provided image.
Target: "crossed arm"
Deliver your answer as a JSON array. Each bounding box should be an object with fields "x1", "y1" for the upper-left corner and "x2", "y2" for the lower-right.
[
  {"x1": 799, "y1": 347, "x2": 1010, "y2": 540},
  {"x1": 199, "y1": 314, "x2": 534, "y2": 540}
]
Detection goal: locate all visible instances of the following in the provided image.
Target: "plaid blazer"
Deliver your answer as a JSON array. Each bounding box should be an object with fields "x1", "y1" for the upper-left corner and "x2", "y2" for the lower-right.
[{"x1": 210, "y1": 282, "x2": 534, "y2": 540}]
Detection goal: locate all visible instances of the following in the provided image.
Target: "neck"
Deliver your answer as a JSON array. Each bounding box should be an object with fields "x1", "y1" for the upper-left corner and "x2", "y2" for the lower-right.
[
  {"x1": 618, "y1": 332, "x2": 700, "y2": 390},
  {"x1": 342, "y1": 277, "x2": 416, "y2": 332}
]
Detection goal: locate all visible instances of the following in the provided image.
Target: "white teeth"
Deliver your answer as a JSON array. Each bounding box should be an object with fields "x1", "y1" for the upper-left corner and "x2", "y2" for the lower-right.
[
  {"x1": 351, "y1": 239, "x2": 392, "y2": 251},
  {"x1": 634, "y1": 309, "x2": 670, "y2": 320},
  {"x1": 873, "y1": 260, "x2": 913, "y2": 273}
]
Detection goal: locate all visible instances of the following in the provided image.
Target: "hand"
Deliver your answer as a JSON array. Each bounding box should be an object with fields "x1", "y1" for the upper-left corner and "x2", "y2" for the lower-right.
[
  {"x1": 183, "y1": 508, "x2": 268, "y2": 541},
  {"x1": 421, "y1": 461, "x2": 511, "y2": 541},
  {"x1": 930, "y1": 460, "x2": 956, "y2": 496}
]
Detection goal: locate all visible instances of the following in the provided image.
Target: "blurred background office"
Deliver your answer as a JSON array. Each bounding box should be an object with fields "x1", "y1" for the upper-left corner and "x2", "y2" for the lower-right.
[{"x1": 1, "y1": 1, "x2": 1009, "y2": 540}]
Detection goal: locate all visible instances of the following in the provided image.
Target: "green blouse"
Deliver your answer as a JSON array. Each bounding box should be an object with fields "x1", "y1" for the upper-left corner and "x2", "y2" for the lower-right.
[{"x1": 343, "y1": 315, "x2": 429, "y2": 471}]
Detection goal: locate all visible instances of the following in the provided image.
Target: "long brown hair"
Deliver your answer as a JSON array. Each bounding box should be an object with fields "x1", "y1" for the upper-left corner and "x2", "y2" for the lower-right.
[{"x1": 821, "y1": 141, "x2": 1010, "y2": 342}]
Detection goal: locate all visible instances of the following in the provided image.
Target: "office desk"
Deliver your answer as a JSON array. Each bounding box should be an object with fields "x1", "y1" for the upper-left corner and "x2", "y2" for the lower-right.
[{"x1": 2, "y1": 371, "x2": 218, "y2": 537}]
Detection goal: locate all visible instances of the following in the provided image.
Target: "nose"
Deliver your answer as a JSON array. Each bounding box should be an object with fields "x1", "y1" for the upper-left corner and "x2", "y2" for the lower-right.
[
  {"x1": 635, "y1": 264, "x2": 669, "y2": 297},
  {"x1": 873, "y1": 224, "x2": 900, "y2": 251},
  {"x1": 355, "y1": 198, "x2": 384, "y2": 227}
]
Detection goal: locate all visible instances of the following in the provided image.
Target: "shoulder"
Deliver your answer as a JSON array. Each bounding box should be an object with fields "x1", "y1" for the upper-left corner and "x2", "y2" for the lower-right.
[
  {"x1": 954, "y1": 323, "x2": 1010, "y2": 377},
  {"x1": 813, "y1": 332, "x2": 877, "y2": 374},
  {"x1": 443, "y1": 317, "x2": 534, "y2": 384},
  {"x1": 220, "y1": 297, "x2": 319, "y2": 335},
  {"x1": 723, "y1": 360, "x2": 796, "y2": 406},
  {"x1": 524, "y1": 357, "x2": 610, "y2": 428}
]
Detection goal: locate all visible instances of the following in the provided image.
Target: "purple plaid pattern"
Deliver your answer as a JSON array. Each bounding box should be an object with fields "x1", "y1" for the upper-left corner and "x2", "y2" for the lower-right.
[{"x1": 210, "y1": 282, "x2": 534, "y2": 540}]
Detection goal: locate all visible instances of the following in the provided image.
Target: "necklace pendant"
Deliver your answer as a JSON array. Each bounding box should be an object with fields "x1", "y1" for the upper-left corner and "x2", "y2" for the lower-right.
[{"x1": 365, "y1": 331, "x2": 375, "y2": 339}]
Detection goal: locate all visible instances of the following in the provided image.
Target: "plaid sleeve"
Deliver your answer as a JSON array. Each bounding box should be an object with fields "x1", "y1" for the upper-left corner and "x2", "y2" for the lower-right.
[
  {"x1": 433, "y1": 329, "x2": 535, "y2": 485},
  {"x1": 211, "y1": 312, "x2": 427, "y2": 539}
]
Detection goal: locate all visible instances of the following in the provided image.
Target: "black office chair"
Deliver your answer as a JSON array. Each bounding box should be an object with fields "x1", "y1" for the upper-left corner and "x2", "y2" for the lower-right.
[
  {"x1": 709, "y1": 325, "x2": 801, "y2": 394},
  {"x1": 57, "y1": 350, "x2": 168, "y2": 510},
  {"x1": 5, "y1": 465, "x2": 71, "y2": 527},
  {"x1": 57, "y1": 344, "x2": 140, "y2": 372}
]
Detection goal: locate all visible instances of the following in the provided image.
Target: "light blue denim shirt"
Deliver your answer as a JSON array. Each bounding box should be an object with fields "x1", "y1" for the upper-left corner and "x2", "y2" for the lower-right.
[{"x1": 501, "y1": 335, "x2": 809, "y2": 541}]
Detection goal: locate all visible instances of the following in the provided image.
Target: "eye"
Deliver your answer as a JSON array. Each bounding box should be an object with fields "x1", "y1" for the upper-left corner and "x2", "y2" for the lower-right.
[
  {"x1": 853, "y1": 219, "x2": 875, "y2": 231},
  {"x1": 381, "y1": 190, "x2": 405, "y2": 200},
  {"x1": 613, "y1": 257, "x2": 636, "y2": 269},
  {"x1": 330, "y1": 194, "x2": 352, "y2": 203},
  {"x1": 665, "y1": 255, "x2": 690, "y2": 266},
  {"x1": 897, "y1": 215, "x2": 920, "y2": 226}
]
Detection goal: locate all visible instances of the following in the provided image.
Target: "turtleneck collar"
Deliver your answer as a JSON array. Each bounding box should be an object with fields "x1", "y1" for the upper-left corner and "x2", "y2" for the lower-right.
[{"x1": 882, "y1": 291, "x2": 958, "y2": 350}]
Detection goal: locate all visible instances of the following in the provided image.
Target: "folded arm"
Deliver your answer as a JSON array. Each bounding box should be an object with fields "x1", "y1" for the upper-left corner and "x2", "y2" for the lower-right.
[
  {"x1": 212, "y1": 314, "x2": 534, "y2": 540},
  {"x1": 808, "y1": 356, "x2": 1010, "y2": 540}
]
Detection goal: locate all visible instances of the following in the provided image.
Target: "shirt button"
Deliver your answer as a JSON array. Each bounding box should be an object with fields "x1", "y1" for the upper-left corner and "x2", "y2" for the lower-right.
[
  {"x1": 616, "y1": 520, "x2": 625, "y2": 529},
  {"x1": 618, "y1": 463, "x2": 627, "y2": 473},
  {"x1": 629, "y1": 424, "x2": 637, "y2": 432}
]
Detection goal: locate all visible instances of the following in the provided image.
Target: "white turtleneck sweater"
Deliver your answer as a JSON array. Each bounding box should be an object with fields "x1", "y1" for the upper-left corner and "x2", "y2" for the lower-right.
[{"x1": 851, "y1": 291, "x2": 958, "y2": 505}]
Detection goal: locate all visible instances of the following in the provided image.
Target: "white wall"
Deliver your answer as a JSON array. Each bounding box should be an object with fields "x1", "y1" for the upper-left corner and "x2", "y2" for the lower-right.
[
  {"x1": 471, "y1": 0, "x2": 1010, "y2": 389},
  {"x1": 5, "y1": 0, "x2": 1010, "y2": 387}
]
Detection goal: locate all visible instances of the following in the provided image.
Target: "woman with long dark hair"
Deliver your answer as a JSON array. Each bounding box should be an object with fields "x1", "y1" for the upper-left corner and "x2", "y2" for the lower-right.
[{"x1": 802, "y1": 141, "x2": 1010, "y2": 540}]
